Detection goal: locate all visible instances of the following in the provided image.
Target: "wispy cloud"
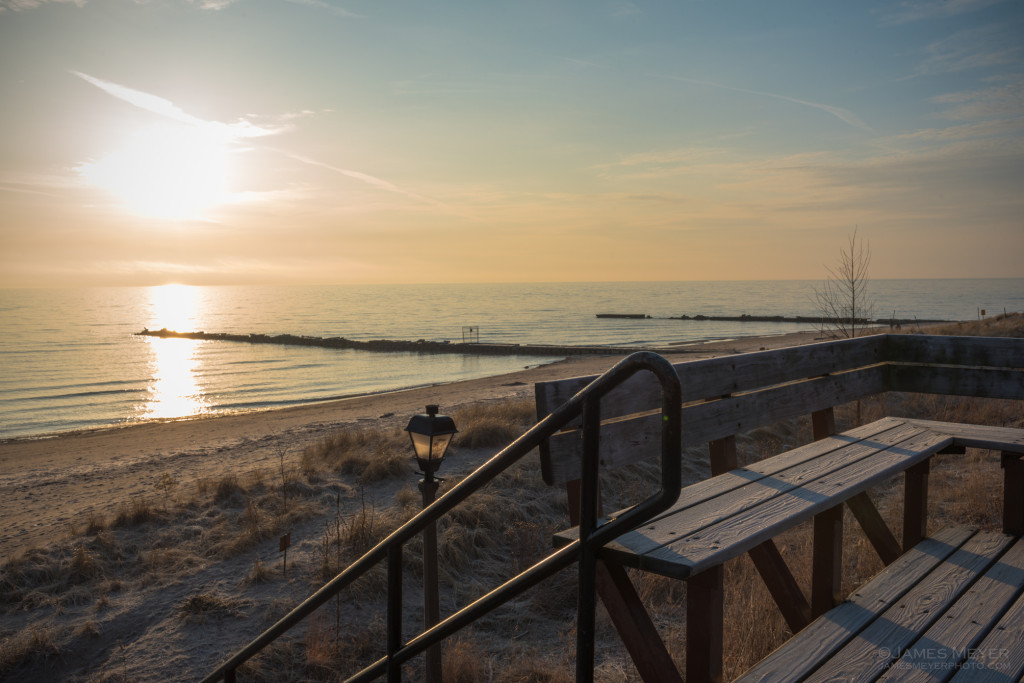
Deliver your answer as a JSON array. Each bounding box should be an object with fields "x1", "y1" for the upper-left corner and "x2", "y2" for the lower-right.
[
  {"x1": 914, "y1": 25, "x2": 1020, "y2": 75},
  {"x1": 668, "y1": 76, "x2": 873, "y2": 132},
  {"x1": 1, "y1": 0, "x2": 82, "y2": 10},
  {"x1": 275, "y1": 150, "x2": 446, "y2": 207},
  {"x1": 931, "y1": 74, "x2": 1024, "y2": 120},
  {"x1": 283, "y1": 0, "x2": 360, "y2": 17},
  {"x1": 878, "y1": 0, "x2": 1009, "y2": 26},
  {"x1": 72, "y1": 71, "x2": 286, "y2": 139}
]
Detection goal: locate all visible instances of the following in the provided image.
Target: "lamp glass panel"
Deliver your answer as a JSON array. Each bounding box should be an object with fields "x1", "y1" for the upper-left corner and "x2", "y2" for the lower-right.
[
  {"x1": 410, "y1": 432, "x2": 433, "y2": 460},
  {"x1": 430, "y1": 433, "x2": 454, "y2": 460}
]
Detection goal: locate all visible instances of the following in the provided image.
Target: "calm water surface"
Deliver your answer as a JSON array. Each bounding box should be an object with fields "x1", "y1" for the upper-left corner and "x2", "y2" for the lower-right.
[{"x1": 1, "y1": 280, "x2": 1020, "y2": 439}]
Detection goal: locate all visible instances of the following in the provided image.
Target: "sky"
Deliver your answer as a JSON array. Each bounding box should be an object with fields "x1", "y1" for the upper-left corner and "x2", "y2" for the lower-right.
[{"x1": 1, "y1": 0, "x2": 1022, "y2": 286}]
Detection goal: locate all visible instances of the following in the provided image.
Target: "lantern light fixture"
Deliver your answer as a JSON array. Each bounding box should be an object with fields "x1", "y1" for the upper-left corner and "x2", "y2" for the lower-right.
[{"x1": 405, "y1": 404, "x2": 458, "y2": 479}]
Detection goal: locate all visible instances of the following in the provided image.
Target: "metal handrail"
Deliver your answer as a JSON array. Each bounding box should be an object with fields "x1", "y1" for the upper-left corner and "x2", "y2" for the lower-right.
[{"x1": 202, "y1": 351, "x2": 682, "y2": 683}]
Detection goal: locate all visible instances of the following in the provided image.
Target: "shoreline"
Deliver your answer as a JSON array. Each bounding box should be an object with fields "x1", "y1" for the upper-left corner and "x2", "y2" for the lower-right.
[{"x1": 0, "y1": 329, "x2": 825, "y2": 560}]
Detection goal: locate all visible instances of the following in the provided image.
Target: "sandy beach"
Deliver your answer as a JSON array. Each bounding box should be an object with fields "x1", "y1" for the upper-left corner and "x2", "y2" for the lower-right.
[
  {"x1": 0, "y1": 329, "x2": 839, "y2": 681},
  {"x1": 0, "y1": 330, "x2": 823, "y2": 563}
]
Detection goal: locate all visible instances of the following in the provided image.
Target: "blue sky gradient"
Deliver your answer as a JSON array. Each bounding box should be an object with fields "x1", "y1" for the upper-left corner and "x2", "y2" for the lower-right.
[{"x1": 1, "y1": 0, "x2": 1021, "y2": 285}]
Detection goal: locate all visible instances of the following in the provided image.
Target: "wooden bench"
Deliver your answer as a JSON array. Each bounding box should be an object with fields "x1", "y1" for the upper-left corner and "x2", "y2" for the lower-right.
[
  {"x1": 534, "y1": 334, "x2": 1024, "y2": 682},
  {"x1": 737, "y1": 526, "x2": 1024, "y2": 682}
]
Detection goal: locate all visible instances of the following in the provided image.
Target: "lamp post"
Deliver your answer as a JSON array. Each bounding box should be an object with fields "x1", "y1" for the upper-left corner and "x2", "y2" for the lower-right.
[{"x1": 405, "y1": 405, "x2": 457, "y2": 683}]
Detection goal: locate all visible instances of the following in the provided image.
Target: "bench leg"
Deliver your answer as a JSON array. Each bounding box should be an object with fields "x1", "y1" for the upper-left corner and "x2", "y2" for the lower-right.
[
  {"x1": 747, "y1": 542, "x2": 810, "y2": 633},
  {"x1": 687, "y1": 565, "x2": 723, "y2": 683},
  {"x1": 1002, "y1": 452, "x2": 1024, "y2": 536},
  {"x1": 846, "y1": 491, "x2": 902, "y2": 566},
  {"x1": 903, "y1": 459, "x2": 930, "y2": 550},
  {"x1": 710, "y1": 437, "x2": 811, "y2": 633},
  {"x1": 812, "y1": 504, "x2": 843, "y2": 617},
  {"x1": 596, "y1": 562, "x2": 683, "y2": 683}
]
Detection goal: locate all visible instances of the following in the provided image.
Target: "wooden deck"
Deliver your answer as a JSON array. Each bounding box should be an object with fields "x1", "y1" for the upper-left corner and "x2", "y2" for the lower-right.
[
  {"x1": 738, "y1": 526, "x2": 1024, "y2": 682},
  {"x1": 534, "y1": 334, "x2": 1024, "y2": 682}
]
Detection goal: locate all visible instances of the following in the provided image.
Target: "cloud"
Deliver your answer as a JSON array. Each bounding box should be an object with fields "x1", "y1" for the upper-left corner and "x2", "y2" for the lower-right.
[
  {"x1": 878, "y1": 0, "x2": 1010, "y2": 26},
  {"x1": 283, "y1": 0, "x2": 360, "y2": 17},
  {"x1": 932, "y1": 75, "x2": 1024, "y2": 120},
  {"x1": 1, "y1": 0, "x2": 83, "y2": 10},
  {"x1": 72, "y1": 71, "x2": 286, "y2": 139},
  {"x1": 668, "y1": 76, "x2": 872, "y2": 132},
  {"x1": 914, "y1": 25, "x2": 1020, "y2": 76},
  {"x1": 274, "y1": 150, "x2": 446, "y2": 207}
]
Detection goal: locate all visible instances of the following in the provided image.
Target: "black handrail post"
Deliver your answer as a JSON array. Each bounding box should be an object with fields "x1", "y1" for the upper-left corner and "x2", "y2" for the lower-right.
[
  {"x1": 386, "y1": 544, "x2": 403, "y2": 683},
  {"x1": 576, "y1": 394, "x2": 601, "y2": 682}
]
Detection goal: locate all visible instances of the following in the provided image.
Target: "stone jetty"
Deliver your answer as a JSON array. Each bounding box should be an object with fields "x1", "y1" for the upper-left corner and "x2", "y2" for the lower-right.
[{"x1": 136, "y1": 329, "x2": 643, "y2": 357}]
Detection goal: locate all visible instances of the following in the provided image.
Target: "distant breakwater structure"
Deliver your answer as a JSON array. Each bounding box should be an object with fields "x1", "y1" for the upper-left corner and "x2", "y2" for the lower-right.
[
  {"x1": 597, "y1": 313, "x2": 954, "y2": 325},
  {"x1": 136, "y1": 329, "x2": 644, "y2": 357}
]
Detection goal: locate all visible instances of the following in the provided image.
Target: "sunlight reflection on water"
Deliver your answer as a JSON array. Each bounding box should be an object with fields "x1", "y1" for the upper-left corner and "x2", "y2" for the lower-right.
[{"x1": 144, "y1": 285, "x2": 209, "y2": 419}]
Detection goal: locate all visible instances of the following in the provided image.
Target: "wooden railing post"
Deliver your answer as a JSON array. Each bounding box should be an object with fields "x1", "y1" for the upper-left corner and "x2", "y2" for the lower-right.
[
  {"x1": 810, "y1": 407, "x2": 843, "y2": 617},
  {"x1": 687, "y1": 565, "x2": 724, "y2": 683},
  {"x1": 812, "y1": 504, "x2": 843, "y2": 617},
  {"x1": 903, "y1": 459, "x2": 930, "y2": 550},
  {"x1": 1002, "y1": 452, "x2": 1024, "y2": 536}
]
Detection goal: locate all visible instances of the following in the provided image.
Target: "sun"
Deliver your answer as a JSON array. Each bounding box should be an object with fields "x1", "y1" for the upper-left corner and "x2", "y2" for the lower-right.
[{"x1": 79, "y1": 123, "x2": 232, "y2": 220}]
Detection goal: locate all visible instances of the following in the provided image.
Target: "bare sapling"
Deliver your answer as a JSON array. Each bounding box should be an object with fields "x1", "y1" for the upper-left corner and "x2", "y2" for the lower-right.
[{"x1": 814, "y1": 228, "x2": 874, "y2": 338}]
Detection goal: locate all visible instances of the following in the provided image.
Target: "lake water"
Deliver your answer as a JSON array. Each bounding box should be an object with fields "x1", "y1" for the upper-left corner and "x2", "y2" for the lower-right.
[{"x1": 1, "y1": 279, "x2": 1020, "y2": 439}]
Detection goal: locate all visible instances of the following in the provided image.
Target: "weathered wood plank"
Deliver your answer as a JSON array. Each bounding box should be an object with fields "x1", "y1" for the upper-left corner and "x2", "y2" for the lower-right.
[
  {"x1": 805, "y1": 531, "x2": 1013, "y2": 683},
  {"x1": 902, "y1": 420, "x2": 1024, "y2": 454},
  {"x1": 884, "y1": 334, "x2": 1024, "y2": 370},
  {"x1": 949, "y1": 587, "x2": 1024, "y2": 681},
  {"x1": 629, "y1": 422, "x2": 927, "y2": 551},
  {"x1": 543, "y1": 366, "x2": 887, "y2": 485},
  {"x1": 886, "y1": 364, "x2": 1024, "y2": 401},
  {"x1": 642, "y1": 429, "x2": 950, "y2": 577},
  {"x1": 535, "y1": 335, "x2": 888, "y2": 423},
  {"x1": 552, "y1": 419, "x2": 908, "y2": 553},
  {"x1": 736, "y1": 526, "x2": 976, "y2": 683},
  {"x1": 877, "y1": 535, "x2": 1024, "y2": 682}
]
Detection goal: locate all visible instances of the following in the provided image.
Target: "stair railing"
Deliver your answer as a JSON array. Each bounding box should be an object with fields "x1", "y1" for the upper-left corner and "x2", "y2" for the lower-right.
[{"x1": 202, "y1": 350, "x2": 682, "y2": 683}]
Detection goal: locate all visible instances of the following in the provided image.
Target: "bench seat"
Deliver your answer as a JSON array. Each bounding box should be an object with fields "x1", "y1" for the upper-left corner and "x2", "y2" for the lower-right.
[
  {"x1": 553, "y1": 417, "x2": 1024, "y2": 579},
  {"x1": 737, "y1": 526, "x2": 1024, "y2": 682}
]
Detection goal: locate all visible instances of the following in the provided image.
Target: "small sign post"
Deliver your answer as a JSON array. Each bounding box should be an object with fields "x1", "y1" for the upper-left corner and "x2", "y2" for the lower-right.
[{"x1": 279, "y1": 532, "x2": 291, "y2": 575}]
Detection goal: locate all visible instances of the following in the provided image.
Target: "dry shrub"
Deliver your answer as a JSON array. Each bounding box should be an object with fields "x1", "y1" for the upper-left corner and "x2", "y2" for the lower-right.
[
  {"x1": 926, "y1": 311, "x2": 1024, "y2": 338},
  {"x1": 113, "y1": 497, "x2": 155, "y2": 527},
  {"x1": 0, "y1": 624, "x2": 63, "y2": 672},
  {"x1": 69, "y1": 545, "x2": 103, "y2": 584},
  {"x1": 177, "y1": 591, "x2": 246, "y2": 624},
  {"x1": 244, "y1": 557, "x2": 272, "y2": 585},
  {"x1": 304, "y1": 611, "x2": 388, "y2": 677},
  {"x1": 450, "y1": 399, "x2": 535, "y2": 449},
  {"x1": 213, "y1": 473, "x2": 246, "y2": 504},
  {"x1": 75, "y1": 620, "x2": 101, "y2": 639},
  {"x1": 302, "y1": 427, "x2": 410, "y2": 483},
  {"x1": 442, "y1": 634, "x2": 490, "y2": 683}
]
